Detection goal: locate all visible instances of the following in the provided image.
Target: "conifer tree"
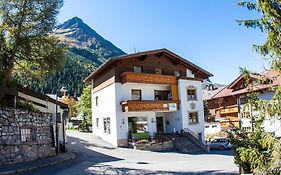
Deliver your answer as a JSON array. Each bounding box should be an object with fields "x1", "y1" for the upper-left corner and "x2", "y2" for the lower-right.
[{"x1": 231, "y1": 1, "x2": 281, "y2": 173}]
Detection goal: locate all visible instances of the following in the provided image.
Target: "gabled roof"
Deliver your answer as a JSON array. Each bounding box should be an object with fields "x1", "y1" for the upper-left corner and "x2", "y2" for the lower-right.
[
  {"x1": 84, "y1": 48, "x2": 213, "y2": 83},
  {"x1": 211, "y1": 70, "x2": 281, "y2": 99}
]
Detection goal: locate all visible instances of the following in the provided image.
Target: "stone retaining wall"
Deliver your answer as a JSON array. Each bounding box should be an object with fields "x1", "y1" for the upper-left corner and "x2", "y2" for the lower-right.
[
  {"x1": 134, "y1": 141, "x2": 174, "y2": 152},
  {"x1": 0, "y1": 108, "x2": 55, "y2": 165}
]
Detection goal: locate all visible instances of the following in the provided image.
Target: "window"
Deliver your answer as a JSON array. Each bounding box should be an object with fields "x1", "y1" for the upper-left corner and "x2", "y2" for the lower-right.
[
  {"x1": 96, "y1": 118, "x2": 99, "y2": 128},
  {"x1": 237, "y1": 82, "x2": 246, "y2": 90},
  {"x1": 205, "y1": 125, "x2": 210, "y2": 128},
  {"x1": 241, "y1": 112, "x2": 250, "y2": 118},
  {"x1": 20, "y1": 128, "x2": 35, "y2": 142},
  {"x1": 242, "y1": 126, "x2": 251, "y2": 133},
  {"x1": 133, "y1": 66, "x2": 143, "y2": 73},
  {"x1": 103, "y1": 118, "x2": 111, "y2": 134},
  {"x1": 240, "y1": 97, "x2": 246, "y2": 105},
  {"x1": 155, "y1": 68, "x2": 163, "y2": 75},
  {"x1": 154, "y1": 90, "x2": 171, "y2": 100},
  {"x1": 212, "y1": 125, "x2": 217, "y2": 128},
  {"x1": 132, "y1": 89, "x2": 142, "y2": 100},
  {"x1": 187, "y1": 89, "x2": 197, "y2": 100},
  {"x1": 174, "y1": 71, "x2": 181, "y2": 77},
  {"x1": 189, "y1": 112, "x2": 198, "y2": 124},
  {"x1": 95, "y1": 96, "x2": 99, "y2": 107}
]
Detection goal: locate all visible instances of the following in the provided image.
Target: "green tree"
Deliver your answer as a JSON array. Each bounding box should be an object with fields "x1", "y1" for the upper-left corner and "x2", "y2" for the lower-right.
[
  {"x1": 0, "y1": 0, "x2": 65, "y2": 100},
  {"x1": 61, "y1": 95, "x2": 78, "y2": 119},
  {"x1": 231, "y1": 1, "x2": 281, "y2": 174},
  {"x1": 80, "y1": 85, "x2": 92, "y2": 124},
  {"x1": 237, "y1": 0, "x2": 281, "y2": 72}
]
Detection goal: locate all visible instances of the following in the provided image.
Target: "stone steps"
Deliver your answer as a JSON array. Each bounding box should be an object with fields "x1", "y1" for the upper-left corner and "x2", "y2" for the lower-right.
[{"x1": 154, "y1": 133, "x2": 208, "y2": 154}]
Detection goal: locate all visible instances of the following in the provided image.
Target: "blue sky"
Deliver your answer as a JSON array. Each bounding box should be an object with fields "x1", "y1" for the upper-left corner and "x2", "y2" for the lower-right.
[{"x1": 58, "y1": 0, "x2": 267, "y2": 85}]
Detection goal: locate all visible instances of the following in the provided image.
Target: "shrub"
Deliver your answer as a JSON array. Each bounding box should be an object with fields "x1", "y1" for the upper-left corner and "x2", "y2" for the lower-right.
[{"x1": 132, "y1": 132, "x2": 150, "y2": 142}]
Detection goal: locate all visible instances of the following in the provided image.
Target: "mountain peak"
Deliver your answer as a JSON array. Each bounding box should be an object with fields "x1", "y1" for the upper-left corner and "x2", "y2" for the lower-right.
[
  {"x1": 55, "y1": 16, "x2": 125, "y2": 63},
  {"x1": 58, "y1": 16, "x2": 87, "y2": 29},
  {"x1": 69, "y1": 16, "x2": 83, "y2": 23}
]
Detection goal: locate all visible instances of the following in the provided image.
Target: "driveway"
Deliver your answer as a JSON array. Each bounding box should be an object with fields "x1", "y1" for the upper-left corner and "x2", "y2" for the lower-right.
[{"x1": 22, "y1": 131, "x2": 239, "y2": 175}]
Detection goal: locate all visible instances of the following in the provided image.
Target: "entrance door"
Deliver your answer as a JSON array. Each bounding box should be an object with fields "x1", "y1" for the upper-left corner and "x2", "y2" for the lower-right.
[{"x1": 156, "y1": 117, "x2": 164, "y2": 133}]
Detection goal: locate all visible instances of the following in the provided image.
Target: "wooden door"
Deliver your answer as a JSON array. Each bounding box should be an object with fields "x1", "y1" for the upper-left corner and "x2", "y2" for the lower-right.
[{"x1": 156, "y1": 117, "x2": 164, "y2": 133}]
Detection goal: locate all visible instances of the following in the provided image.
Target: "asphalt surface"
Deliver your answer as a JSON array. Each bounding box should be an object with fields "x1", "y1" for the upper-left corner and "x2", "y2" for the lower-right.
[{"x1": 20, "y1": 131, "x2": 238, "y2": 175}]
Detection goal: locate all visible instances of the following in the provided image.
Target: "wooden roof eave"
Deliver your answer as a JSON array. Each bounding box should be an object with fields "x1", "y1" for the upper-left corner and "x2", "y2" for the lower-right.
[{"x1": 84, "y1": 48, "x2": 213, "y2": 83}]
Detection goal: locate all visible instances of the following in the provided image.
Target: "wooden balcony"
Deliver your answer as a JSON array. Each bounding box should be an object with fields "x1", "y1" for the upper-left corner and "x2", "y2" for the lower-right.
[
  {"x1": 215, "y1": 105, "x2": 238, "y2": 115},
  {"x1": 120, "y1": 72, "x2": 177, "y2": 85},
  {"x1": 121, "y1": 100, "x2": 179, "y2": 112}
]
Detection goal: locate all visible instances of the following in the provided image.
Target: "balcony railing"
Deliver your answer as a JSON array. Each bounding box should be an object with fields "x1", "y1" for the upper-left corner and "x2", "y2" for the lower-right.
[
  {"x1": 121, "y1": 100, "x2": 179, "y2": 112},
  {"x1": 120, "y1": 72, "x2": 177, "y2": 85},
  {"x1": 215, "y1": 105, "x2": 238, "y2": 115}
]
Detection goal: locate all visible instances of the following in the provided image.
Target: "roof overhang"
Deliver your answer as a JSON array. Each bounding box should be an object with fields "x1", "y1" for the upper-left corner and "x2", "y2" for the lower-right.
[
  {"x1": 84, "y1": 48, "x2": 213, "y2": 83},
  {"x1": 17, "y1": 86, "x2": 69, "y2": 109}
]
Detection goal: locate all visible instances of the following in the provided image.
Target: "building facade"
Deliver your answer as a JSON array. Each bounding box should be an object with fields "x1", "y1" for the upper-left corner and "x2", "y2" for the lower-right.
[{"x1": 85, "y1": 49, "x2": 212, "y2": 147}]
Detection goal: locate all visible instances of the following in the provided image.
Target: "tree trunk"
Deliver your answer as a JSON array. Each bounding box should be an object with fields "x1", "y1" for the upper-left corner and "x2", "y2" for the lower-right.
[{"x1": 0, "y1": 54, "x2": 15, "y2": 101}]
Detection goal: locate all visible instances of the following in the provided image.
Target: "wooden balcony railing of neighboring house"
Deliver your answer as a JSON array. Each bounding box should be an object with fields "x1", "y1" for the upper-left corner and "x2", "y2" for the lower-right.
[
  {"x1": 219, "y1": 116, "x2": 240, "y2": 131},
  {"x1": 215, "y1": 104, "x2": 239, "y2": 115},
  {"x1": 120, "y1": 72, "x2": 179, "y2": 101},
  {"x1": 121, "y1": 100, "x2": 179, "y2": 112}
]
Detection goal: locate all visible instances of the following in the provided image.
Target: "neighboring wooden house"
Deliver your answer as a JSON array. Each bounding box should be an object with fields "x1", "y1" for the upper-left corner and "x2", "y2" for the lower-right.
[
  {"x1": 207, "y1": 70, "x2": 281, "y2": 137},
  {"x1": 202, "y1": 82, "x2": 225, "y2": 136}
]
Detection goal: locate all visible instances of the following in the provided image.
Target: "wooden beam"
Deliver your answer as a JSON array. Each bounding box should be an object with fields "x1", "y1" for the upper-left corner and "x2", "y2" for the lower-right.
[
  {"x1": 155, "y1": 52, "x2": 164, "y2": 57},
  {"x1": 137, "y1": 55, "x2": 147, "y2": 61}
]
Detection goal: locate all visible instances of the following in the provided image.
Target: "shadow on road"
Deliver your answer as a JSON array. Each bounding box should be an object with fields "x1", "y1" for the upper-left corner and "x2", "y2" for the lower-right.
[
  {"x1": 21, "y1": 134, "x2": 238, "y2": 175},
  {"x1": 188, "y1": 149, "x2": 234, "y2": 156},
  {"x1": 84, "y1": 164, "x2": 237, "y2": 175}
]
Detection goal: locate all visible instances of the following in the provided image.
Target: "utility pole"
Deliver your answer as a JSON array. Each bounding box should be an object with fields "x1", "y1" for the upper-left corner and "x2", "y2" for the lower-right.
[{"x1": 55, "y1": 93, "x2": 59, "y2": 154}]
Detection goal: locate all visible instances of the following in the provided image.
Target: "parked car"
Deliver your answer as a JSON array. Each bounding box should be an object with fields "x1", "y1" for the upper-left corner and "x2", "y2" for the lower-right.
[{"x1": 208, "y1": 138, "x2": 232, "y2": 150}]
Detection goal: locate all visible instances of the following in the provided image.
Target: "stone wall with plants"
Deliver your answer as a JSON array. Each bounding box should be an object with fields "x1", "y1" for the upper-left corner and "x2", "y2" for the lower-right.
[
  {"x1": 134, "y1": 140, "x2": 174, "y2": 152},
  {"x1": 0, "y1": 108, "x2": 55, "y2": 165}
]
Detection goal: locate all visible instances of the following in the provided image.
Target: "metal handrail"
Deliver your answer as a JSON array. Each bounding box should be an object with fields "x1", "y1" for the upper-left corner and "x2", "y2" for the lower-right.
[{"x1": 182, "y1": 128, "x2": 206, "y2": 145}]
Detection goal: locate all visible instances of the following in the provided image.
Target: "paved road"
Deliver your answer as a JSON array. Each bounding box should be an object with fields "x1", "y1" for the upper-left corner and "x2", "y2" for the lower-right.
[{"x1": 22, "y1": 131, "x2": 238, "y2": 175}]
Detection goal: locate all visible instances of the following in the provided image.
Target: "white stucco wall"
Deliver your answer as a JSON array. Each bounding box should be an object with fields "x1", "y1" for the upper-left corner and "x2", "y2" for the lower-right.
[
  {"x1": 18, "y1": 92, "x2": 64, "y2": 114},
  {"x1": 204, "y1": 122, "x2": 221, "y2": 135},
  {"x1": 92, "y1": 82, "x2": 119, "y2": 147},
  {"x1": 239, "y1": 91, "x2": 281, "y2": 137},
  {"x1": 115, "y1": 83, "x2": 164, "y2": 140},
  {"x1": 263, "y1": 118, "x2": 281, "y2": 137},
  {"x1": 178, "y1": 79, "x2": 205, "y2": 140},
  {"x1": 258, "y1": 91, "x2": 275, "y2": 101},
  {"x1": 164, "y1": 112, "x2": 181, "y2": 133},
  {"x1": 114, "y1": 82, "x2": 183, "y2": 141},
  {"x1": 117, "y1": 83, "x2": 170, "y2": 101}
]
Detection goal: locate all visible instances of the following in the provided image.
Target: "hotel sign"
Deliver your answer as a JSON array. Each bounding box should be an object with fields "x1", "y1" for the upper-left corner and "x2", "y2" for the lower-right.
[{"x1": 168, "y1": 103, "x2": 177, "y2": 111}]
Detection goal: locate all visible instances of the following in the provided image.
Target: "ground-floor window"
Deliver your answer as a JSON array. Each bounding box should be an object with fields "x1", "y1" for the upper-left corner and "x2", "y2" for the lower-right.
[
  {"x1": 96, "y1": 118, "x2": 99, "y2": 128},
  {"x1": 241, "y1": 112, "x2": 251, "y2": 118},
  {"x1": 103, "y1": 118, "x2": 111, "y2": 134},
  {"x1": 189, "y1": 112, "x2": 199, "y2": 124},
  {"x1": 242, "y1": 126, "x2": 251, "y2": 133},
  {"x1": 128, "y1": 117, "x2": 149, "y2": 142},
  {"x1": 128, "y1": 117, "x2": 148, "y2": 133}
]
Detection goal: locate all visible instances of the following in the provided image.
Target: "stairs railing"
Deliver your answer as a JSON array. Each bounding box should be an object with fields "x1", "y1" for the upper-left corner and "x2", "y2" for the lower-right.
[{"x1": 182, "y1": 128, "x2": 208, "y2": 152}]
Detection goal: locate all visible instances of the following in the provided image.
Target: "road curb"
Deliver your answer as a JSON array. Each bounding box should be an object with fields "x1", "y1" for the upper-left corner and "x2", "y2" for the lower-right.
[{"x1": 0, "y1": 153, "x2": 76, "y2": 175}]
